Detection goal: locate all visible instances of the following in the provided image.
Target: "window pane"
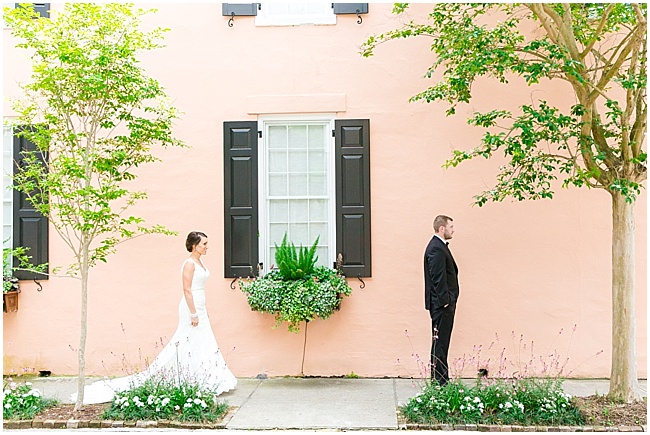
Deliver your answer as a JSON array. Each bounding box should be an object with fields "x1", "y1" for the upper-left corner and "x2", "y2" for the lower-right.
[
  {"x1": 269, "y1": 174, "x2": 287, "y2": 196},
  {"x1": 309, "y1": 222, "x2": 328, "y2": 244},
  {"x1": 269, "y1": 200, "x2": 288, "y2": 222},
  {"x1": 289, "y1": 200, "x2": 308, "y2": 222},
  {"x1": 288, "y1": 174, "x2": 308, "y2": 196},
  {"x1": 3, "y1": 202, "x2": 11, "y2": 223},
  {"x1": 315, "y1": 247, "x2": 329, "y2": 267},
  {"x1": 308, "y1": 125, "x2": 326, "y2": 149},
  {"x1": 270, "y1": 223, "x2": 288, "y2": 245},
  {"x1": 289, "y1": 223, "x2": 309, "y2": 246},
  {"x1": 309, "y1": 199, "x2": 328, "y2": 221},
  {"x1": 269, "y1": 150, "x2": 287, "y2": 172},
  {"x1": 309, "y1": 173, "x2": 326, "y2": 196},
  {"x1": 288, "y1": 150, "x2": 308, "y2": 171},
  {"x1": 288, "y1": 125, "x2": 307, "y2": 149},
  {"x1": 268, "y1": 126, "x2": 287, "y2": 149},
  {"x1": 308, "y1": 150, "x2": 326, "y2": 172}
]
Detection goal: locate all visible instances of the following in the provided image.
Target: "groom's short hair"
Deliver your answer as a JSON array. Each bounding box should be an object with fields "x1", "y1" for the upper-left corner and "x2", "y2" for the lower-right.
[{"x1": 433, "y1": 215, "x2": 453, "y2": 232}]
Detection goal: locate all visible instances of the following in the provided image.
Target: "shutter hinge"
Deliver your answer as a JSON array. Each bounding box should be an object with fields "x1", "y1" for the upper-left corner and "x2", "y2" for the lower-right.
[
  {"x1": 332, "y1": 129, "x2": 336, "y2": 137},
  {"x1": 258, "y1": 130, "x2": 262, "y2": 138}
]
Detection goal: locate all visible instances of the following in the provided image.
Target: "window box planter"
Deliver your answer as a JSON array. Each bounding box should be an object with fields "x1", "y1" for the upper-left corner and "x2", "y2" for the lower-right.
[{"x1": 240, "y1": 267, "x2": 352, "y2": 333}]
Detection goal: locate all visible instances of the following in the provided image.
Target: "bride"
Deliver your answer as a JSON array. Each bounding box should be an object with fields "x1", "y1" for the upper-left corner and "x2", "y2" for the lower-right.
[{"x1": 73, "y1": 231, "x2": 237, "y2": 404}]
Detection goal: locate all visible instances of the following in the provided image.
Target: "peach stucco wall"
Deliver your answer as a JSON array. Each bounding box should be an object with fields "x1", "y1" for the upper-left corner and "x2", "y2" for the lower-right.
[{"x1": 3, "y1": 4, "x2": 646, "y2": 380}]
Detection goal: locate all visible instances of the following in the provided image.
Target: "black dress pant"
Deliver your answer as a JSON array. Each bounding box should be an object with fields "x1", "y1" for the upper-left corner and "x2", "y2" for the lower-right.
[{"x1": 429, "y1": 304, "x2": 456, "y2": 386}]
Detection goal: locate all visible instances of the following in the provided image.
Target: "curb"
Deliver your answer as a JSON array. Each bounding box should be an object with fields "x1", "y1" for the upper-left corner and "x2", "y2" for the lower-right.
[
  {"x1": 3, "y1": 407, "x2": 646, "y2": 431},
  {"x1": 402, "y1": 423, "x2": 645, "y2": 432},
  {"x1": 3, "y1": 406, "x2": 237, "y2": 430}
]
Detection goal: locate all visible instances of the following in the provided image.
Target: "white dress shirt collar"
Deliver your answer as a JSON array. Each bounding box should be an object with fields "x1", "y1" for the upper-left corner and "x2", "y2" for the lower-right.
[{"x1": 434, "y1": 234, "x2": 448, "y2": 245}]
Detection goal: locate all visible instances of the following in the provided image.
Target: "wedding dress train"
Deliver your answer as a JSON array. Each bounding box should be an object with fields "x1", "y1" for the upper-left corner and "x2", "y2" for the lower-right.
[{"x1": 71, "y1": 259, "x2": 237, "y2": 404}]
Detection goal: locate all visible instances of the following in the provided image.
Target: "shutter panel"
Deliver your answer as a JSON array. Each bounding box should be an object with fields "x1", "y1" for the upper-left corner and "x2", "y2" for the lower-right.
[
  {"x1": 13, "y1": 133, "x2": 48, "y2": 280},
  {"x1": 222, "y1": 3, "x2": 259, "y2": 16},
  {"x1": 224, "y1": 121, "x2": 259, "y2": 278},
  {"x1": 335, "y1": 119, "x2": 371, "y2": 278},
  {"x1": 332, "y1": 3, "x2": 368, "y2": 14},
  {"x1": 14, "y1": 3, "x2": 50, "y2": 17}
]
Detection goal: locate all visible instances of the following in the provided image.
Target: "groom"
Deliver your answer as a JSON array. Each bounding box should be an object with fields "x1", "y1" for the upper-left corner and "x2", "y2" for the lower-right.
[{"x1": 423, "y1": 215, "x2": 459, "y2": 386}]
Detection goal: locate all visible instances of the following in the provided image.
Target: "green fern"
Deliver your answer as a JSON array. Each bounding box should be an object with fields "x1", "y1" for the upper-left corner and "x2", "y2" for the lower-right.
[{"x1": 274, "y1": 233, "x2": 319, "y2": 280}]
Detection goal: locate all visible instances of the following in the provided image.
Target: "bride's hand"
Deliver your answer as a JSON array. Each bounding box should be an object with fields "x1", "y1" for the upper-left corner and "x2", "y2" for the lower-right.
[{"x1": 191, "y1": 318, "x2": 199, "y2": 327}]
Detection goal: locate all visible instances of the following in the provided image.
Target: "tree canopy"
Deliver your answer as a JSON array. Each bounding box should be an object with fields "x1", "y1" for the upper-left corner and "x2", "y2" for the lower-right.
[{"x1": 363, "y1": 3, "x2": 646, "y2": 206}]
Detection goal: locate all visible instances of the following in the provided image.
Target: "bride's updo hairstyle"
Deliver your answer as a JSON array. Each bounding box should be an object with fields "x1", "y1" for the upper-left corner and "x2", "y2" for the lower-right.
[{"x1": 186, "y1": 231, "x2": 208, "y2": 252}]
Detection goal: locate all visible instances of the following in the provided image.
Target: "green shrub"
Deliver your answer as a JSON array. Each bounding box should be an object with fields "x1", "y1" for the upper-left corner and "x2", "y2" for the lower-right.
[
  {"x1": 274, "y1": 233, "x2": 319, "y2": 280},
  {"x1": 101, "y1": 376, "x2": 228, "y2": 423},
  {"x1": 240, "y1": 266, "x2": 353, "y2": 333},
  {"x1": 402, "y1": 378, "x2": 583, "y2": 426},
  {"x1": 3, "y1": 381, "x2": 57, "y2": 420}
]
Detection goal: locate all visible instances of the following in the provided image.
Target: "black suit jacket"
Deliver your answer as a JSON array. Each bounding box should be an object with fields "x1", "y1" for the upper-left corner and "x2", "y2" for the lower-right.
[{"x1": 424, "y1": 235, "x2": 459, "y2": 310}]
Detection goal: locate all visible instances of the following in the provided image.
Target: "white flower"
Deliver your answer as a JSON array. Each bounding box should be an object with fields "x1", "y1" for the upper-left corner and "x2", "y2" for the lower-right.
[
  {"x1": 147, "y1": 395, "x2": 155, "y2": 405},
  {"x1": 4, "y1": 389, "x2": 11, "y2": 395},
  {"x1": 155, "y1": 407, "x2": 160, "y2": 412},
  {"x1": 133, "y1": 396, "x2": 140, "y2": 402},
  {"x1": 25, "y1": 382, "x2": 32, "y2": 386},
  {"x1": 200, "y1": 400, "x2": 207, "y2": 409},
  {"x1": 31, "y1": 390, "x2": 41, "y2": 397},
  {"x1": 196, "y1": 391, "x2": 202, "y2": 398},
  {"x1": 174, "y1": 405, "x2": 180, "y2": 411},
  {"x1": 184, "y1": 403, "x2": 192, "y2": 408},
  {"x1": 473, "y1": 397, "x2": 481, "y2": 404},
  {"x1": 161, "y1": 398, "x2": 170, "y2": 406},
  {"x1": 4, "y1": 403, "x2": 11, "y2": 409},
  {"x1": 194, "y1": 398, "x2": 201, "y2": 405}
]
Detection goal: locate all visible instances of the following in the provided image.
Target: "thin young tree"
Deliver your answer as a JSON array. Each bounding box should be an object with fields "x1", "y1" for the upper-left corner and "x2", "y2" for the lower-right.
[
  {"x1": 4, "y1": 3, "x2": 184, "y2": 410},
  {"x1": 362, "y1": 4, "x2": 646, "y2": 402}
]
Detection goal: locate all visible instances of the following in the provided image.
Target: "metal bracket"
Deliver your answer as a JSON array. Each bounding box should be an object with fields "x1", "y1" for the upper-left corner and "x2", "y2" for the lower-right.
[
  {"x1": 228, "y1": 12, "x2": 235, "y2": 27},
  {"x1": 356, "y1": 10, "x2": 362, "y2": 24},
  {"x1": 34, "y1": 279, "x2": 43, "y2": 292},
  {"x1": 357, "y1": 274, "x2": 365, "y2": 289}
]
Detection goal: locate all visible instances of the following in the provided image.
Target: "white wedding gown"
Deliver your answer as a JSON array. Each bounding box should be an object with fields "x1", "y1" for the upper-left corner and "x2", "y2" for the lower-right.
[{"x1": 72, "y1": 259, "x2": 237, "y2": 404}]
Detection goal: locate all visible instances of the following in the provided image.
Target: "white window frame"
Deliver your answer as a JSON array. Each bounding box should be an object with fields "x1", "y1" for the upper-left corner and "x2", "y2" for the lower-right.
[
  {"x1": 257, "y1": 114, "x2": 336, "y2": 274},
  {"x1": 255, "y1": 2, "x2": 336, "y2": 26}
]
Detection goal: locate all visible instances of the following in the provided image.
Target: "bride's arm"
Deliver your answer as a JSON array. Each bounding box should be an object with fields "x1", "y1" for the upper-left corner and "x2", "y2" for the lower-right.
[{"x1": 182, "y1": 261, "x2": 199, "y2": 326}]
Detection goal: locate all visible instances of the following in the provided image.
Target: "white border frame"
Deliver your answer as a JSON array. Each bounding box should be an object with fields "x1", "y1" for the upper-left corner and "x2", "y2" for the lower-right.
[
  {"x1": 257, "y1": 113, "x2": 336, "y2": 274},
  {"x1": 255, "y1": 2, "x2": 336, "y2": 27}
]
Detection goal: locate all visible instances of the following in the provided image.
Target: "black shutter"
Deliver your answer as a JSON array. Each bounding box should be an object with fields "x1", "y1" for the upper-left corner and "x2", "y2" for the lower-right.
[
  {"x1": 14, "y1": 3, "x2": 50, "y2": 17},
  {"x1": 224, "y1": 121, "x2": 259, "y2": 278},
  {"x1": 13, "y1": 133, "x2": 48, "y2": 280},
  {"x1": 335, "y1": 119, "x2": 371, "y2": 278},
  {"x1": 222, "y1": 3, "x2": 259, "y2": 16},
  {"x1": 332, "y1": 3, "x2": 368, "y2": 14}
]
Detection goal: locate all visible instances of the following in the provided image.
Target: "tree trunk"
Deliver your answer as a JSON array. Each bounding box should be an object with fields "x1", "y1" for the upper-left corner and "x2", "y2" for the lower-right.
[
  {"x1": 73, "y1": 247, "x2": 90, "y2": 411},
  {"x1": 608, "y1": 192, "x2": 641, "y2": 402}
]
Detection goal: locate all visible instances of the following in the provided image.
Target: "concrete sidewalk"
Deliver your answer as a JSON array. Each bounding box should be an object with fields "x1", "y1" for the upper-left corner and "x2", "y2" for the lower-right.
[{"x1": 24, "y1": 376, "x2": 647, "y2": 430}]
